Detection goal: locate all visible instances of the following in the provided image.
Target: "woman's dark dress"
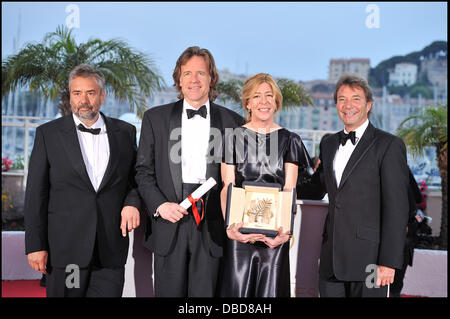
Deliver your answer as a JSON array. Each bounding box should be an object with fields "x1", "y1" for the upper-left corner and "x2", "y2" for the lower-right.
[{"x1": 221, "y1": 126, "x2": 310, "y2": 297}]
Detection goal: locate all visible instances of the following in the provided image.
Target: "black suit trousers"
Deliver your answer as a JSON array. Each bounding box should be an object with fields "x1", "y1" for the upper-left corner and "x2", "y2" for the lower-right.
[
  {"x1": 319, "y1": 274, "x2": 388, "y2": 297},
  {"x1": 153, "y1": 183, "x2": 220, "y2": 297},
  {"x1": 46, "y1": 240, "x2": 125, "y2": 297}
]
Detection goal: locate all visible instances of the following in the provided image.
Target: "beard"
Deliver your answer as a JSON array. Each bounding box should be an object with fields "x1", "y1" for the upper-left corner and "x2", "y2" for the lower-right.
[{"x1": 73, "y1": 104, "x2": 99, "y2": 121}]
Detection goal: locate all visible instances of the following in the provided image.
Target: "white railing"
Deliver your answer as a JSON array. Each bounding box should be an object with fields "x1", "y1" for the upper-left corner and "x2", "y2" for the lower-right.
[{"x1": 2, "y1": 115, "x2": 56, "y2": 186}]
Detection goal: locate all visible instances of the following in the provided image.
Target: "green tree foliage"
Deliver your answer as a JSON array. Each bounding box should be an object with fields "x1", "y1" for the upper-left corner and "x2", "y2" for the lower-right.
[
  {"x1": 397, "y1": 104, "x2": 447, "y2": 249},
  {"x1": 2, "y1": 25, "x2": 165, "y2": 118},
  {"x1": 217, "y1": 79, "x2": 244, "y2": 106},
  {"x1": 369, "y1": 41, "x2": 447, "y2": 88},
  {"x1": 277, "y1": 78, "x2": 313, "y2": 107}
]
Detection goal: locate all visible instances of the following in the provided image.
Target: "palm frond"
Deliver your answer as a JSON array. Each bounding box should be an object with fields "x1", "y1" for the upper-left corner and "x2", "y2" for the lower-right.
[
  {"x1": 2, "y1": 25, "x2": 165, "y2": 117},
  {"x1": 277, "y1": 78, "x2": 314, "y2": 107},
  {"x1": 217, "y1": 79, "x2": 243, "y2": 106},
  {"x1": 397, "y1": 104, "x2": 447, "y2": 157}
]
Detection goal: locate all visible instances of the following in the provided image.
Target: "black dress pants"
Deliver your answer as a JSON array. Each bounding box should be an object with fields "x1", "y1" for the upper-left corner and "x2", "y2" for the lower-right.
[
  {"x1": 46, "y1": 240, "x2": 124, "y2": 297},
  {"x1": 153, "y1": 183, "x2": 220, "y2": 297},
  {"x1": 319, "y1": 274, "x2": 389, "y2": 297}
]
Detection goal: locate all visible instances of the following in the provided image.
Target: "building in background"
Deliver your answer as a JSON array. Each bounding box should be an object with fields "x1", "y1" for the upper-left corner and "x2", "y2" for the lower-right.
[
  {"x1": 219, "y1": 68, "x2": 247, "y2": 82},
  {"x1": 328, "y1": 58, "x2": 371, "y2": 82},
  {"x1": 388, "y1": 62, "x2": 418, "y2": 86},
  {"x1": 147, "y1": 86, "x2": 178, "y2": 107},
  {"x1": 420, "y1": 50, "x2": 448, "y2": 100}
]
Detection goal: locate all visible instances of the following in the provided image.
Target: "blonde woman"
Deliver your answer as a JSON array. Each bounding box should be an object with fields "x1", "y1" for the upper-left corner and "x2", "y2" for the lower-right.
[{"x1": 220, "y1": 73, "x2": 312, "y2": 297}]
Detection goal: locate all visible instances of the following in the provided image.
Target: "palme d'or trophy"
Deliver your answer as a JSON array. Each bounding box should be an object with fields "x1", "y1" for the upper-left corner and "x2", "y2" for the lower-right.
[
  {"x1": 246, "y1": 198, "x2": 273, "y2": 224},
  {"x1": 226, "y1": 182, "x2": 296, "y2": 237}
]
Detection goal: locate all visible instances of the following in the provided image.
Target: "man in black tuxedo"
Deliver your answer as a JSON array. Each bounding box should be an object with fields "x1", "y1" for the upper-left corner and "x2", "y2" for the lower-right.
[
  {"x1": 24, "y1": 64, "x2": 141, "y2": 297},
  {"x1": 302, "y1": 75, "x2": 409, "y2": 297},
  {"x1": 135, "y1": 46, "x2": 244, "y2": 297}
]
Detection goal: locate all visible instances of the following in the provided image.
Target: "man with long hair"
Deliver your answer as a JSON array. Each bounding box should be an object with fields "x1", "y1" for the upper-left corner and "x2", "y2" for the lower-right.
[{"x1": 135, "y1": 46, "x2": 244, "y2": 296}]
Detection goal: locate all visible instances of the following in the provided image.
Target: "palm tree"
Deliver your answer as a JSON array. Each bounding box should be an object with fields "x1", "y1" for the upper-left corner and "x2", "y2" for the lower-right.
[
  {"x1": 216, "y1": 79, "x2": 244, "y2": 113},
  {"x1": 397, "y1": 104, "x2": 447, "y2": 249},
  {"x1": 276, "y1": 78, "x2": 313, "y2": 107},
  {"x1": 2, "y1": 25, "x2": 164, "y2": 118}
]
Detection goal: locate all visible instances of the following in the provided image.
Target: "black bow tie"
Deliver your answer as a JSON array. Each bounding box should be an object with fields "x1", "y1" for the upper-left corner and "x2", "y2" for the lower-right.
[
  {"x1": 77, "y1": 123, "x2": 101, "y2": 135},
  {"x1": 186, "y1": 105, "x2": 207, "y2": 119},
  {"x1": 338, "y1": 130, "x2": 356, "y2": 146}
]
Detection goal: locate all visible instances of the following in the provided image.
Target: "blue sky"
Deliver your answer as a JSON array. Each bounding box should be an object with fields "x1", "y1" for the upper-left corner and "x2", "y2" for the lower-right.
[{"x1": 1, "y1": 2, "x2": 447, "y2": 84}]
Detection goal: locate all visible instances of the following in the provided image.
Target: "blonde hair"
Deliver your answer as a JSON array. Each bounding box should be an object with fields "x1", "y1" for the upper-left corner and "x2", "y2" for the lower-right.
[{"x1": 241, "y1": 73, "x2": 283, "y2": 122}]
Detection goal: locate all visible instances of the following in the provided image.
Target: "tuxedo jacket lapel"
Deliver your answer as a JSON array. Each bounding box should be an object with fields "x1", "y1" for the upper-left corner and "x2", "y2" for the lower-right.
[
  {"x1": 339, "y1": 123, "x2": 377, "y2": 189},
  {"x1": 168, "y1": 100, "x2": 183, "y2": 202},
  {"x1": 59, "y1": 115, "x2": 96, "y2": 193},
  {"x1": 324, "y1": 134, "x2": 340, "y2": 192},
  {"x1": 205, "y1": 103, "x2": 222, "y2": 187},
  {"x1": 167, "y1": 102, "x2": 225, "y2": 200},
  {"x1": 97, "y1": 113, "x2": 119, "y2": 193}
]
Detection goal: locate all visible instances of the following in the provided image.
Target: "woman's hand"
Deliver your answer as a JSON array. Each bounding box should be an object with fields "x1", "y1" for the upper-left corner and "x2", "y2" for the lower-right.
[
  {"x1": 261, "y1": 227, "x2": 291, "y2": 249},
  {"x1": 226, "y1": 222, "x2": 265, "y2": 244}
]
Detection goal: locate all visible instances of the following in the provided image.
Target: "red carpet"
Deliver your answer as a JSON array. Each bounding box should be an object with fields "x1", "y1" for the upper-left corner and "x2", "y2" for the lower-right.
[
  {"x1": 2, "y1": 280, "x2": 425, "y2": 298},
  {"x1": 2, "y1": 280, "x2": 46, "y2": 298}
]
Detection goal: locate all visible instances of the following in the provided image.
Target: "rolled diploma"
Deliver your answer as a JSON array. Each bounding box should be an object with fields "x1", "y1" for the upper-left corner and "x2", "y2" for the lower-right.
[{"x1": 179, "y1": 177, "x2": 217, "y2": 209}]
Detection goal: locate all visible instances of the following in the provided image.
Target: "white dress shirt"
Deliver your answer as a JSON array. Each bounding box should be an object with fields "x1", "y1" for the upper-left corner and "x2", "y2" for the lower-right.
[
  {"x1": 155, "y1": 100, "x2": 211, "y2": 216},
  {"x1": 73, "y1": 114, "x2": 110, "y2": 191},
  {"x1": 333, "y1": 119, "x2": 369, "y2": 187},
  {"x1": 181, "y1": 100, "x2": 211, "y2": 184}
]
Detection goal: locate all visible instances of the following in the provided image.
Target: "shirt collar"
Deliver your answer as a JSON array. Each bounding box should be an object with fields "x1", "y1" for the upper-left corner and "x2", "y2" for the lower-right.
[
  {"x1": 72, "y1": 113, "x2": 106, "y2": 131},
  {"x1": 344, "y1": 119, "x2": 369, "y2": 140}
]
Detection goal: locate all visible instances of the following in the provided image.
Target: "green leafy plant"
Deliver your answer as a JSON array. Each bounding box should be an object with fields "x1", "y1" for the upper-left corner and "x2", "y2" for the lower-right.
[
  {"x1": 397, "y1": 104, "x2": 447, "y2": 249},
  {"x1": 10, "y1": 155, "x2": 24, "y2": 170},
  {"x1": 2, "y1": 25, "x2": 165, "y2": 118}
]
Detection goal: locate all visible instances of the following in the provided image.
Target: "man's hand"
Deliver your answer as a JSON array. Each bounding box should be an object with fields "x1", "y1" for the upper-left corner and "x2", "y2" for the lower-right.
[
  {"x1": 314, "y1": 158, "x2": 321, "y2": 172},
  {"x1": 120, "y1": 206, "x2": 140, "y2": 237},
  {"x1": 27, "y1": 250, "x2": 48, "y2": 274},
  {"x1": 157, "y1": 202, "x2": 188, "y2": 223},
  {"x1": 377, "y1": 265, "x2": 395, "y2": 287}
]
